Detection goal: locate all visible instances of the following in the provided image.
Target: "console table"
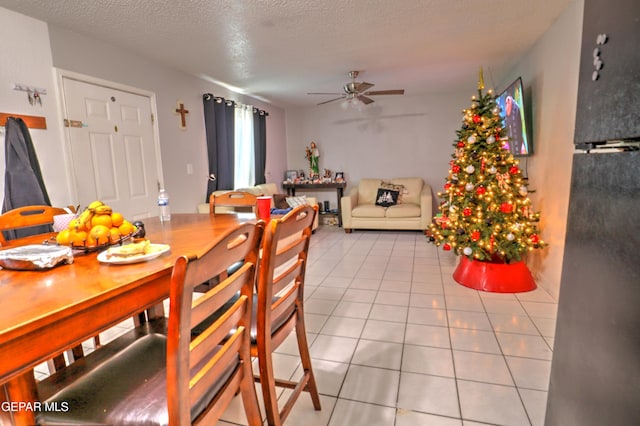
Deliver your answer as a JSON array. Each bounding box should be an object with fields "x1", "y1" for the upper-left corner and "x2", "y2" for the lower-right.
[{"x1": 283, "y1": 182, "x2": 347, "y2": 227}]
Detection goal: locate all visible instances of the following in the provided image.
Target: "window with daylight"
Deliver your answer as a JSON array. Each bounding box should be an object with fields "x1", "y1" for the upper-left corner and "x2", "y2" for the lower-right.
[
  {"x1": 202, "y1": 94, "x2": 268, "y2": 201},
  {"x1": 234, "y1": 104, "x2": 255, "y2": 189}
]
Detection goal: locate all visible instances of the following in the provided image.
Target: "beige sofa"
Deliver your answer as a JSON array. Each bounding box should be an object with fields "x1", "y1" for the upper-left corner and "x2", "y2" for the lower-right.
[
  {"x1": 198, "y1": 183, "x2": 319, "y2": 230},
  {"x1": 341, "y1": 178, "x2": 432, "y2": 233}
]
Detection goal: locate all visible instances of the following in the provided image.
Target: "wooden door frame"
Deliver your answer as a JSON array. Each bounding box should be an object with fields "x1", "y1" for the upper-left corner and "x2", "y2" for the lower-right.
[{"x1": 55, "y1": 69, "x2": 165, "y2": 204}]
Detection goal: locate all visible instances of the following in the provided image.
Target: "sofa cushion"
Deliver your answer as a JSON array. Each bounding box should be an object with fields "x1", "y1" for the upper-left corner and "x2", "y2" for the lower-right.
[
  {"x1": 389, "y1": 178, "x2": 423, "y2": 205},
  {"x1": 375, "y1": 188, "x2": 399, "y2": 207},
  {"x1": 380, "y1": 181, "x2": 406, "y2": 203},
  {"x1": 235, "y1": 187, "x2": 263, "y2": 196},
  {"x1": 357, "y1": 178, "x2": 386, "y2": 205},
  {"x1": 385, "y1": 203, "x2": 421, "y2": 218},
  {"x1": 256, "y1": 183, "x2": 279, "y2": 196},
  {"x1": 352, "y1": 204, "x2": 386, "y2": 218}
]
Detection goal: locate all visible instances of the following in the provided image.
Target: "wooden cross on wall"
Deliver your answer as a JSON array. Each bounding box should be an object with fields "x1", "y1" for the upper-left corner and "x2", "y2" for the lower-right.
[{"x1": 175, "y1": 101, "x2": 189, "y2": 129}]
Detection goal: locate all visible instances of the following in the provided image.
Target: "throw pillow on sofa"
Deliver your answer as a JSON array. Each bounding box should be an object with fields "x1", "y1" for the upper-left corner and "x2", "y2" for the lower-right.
[
  {"x1": 286, "y1": 195, "x2": 308, "y2": 208},
  {"x1": 381, "y1": 180, "x2": 406, "y2": 203},
  {"x1": 273, "y1": 193, "x2": 290, "y2": 209},
  {"x1": 375, "y1": 188, "x2": 399, "y2": 207}
]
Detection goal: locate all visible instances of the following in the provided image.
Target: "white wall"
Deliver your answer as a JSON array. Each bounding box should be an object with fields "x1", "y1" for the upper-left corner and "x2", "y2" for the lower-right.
[
  {"x1": 285, "y1": 92, "x2": 472, "y2": 211},
  {"x1": 498, "y1": 0, "x2": 583, "y2": 299},
  {"x1": 46, "y1": 25, "x2": 287, "y2": 213},
  {"x1": 0, "y1": 8, "x2": 72, "y2": 207}
]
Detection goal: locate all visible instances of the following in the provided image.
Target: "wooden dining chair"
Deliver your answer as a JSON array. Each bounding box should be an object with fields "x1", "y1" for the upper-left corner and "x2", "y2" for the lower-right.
[
  {"x1": 254, "y1": 204, "x2": 321, "y2": 425},
  {"x1": 0, "y1": 204, "x2": 93, "y2": 372},
  {"x1": 209, "y1": 191, "x2": 258, "y2": 215},
  {"x1": 0, "y1": 205, "x2": 69, "y2": 245},
  {"x1": 37, "y1": 222, "x2": 265, "y2": 426}
]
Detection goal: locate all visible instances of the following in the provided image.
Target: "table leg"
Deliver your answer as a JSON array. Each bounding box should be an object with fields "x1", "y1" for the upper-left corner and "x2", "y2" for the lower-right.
[
  {"x1": 336, "y1": 187, "x2": 344, "y2": 227},
  {"x1": 3, "y1": 371, "x2": 38, "y2": 425}
]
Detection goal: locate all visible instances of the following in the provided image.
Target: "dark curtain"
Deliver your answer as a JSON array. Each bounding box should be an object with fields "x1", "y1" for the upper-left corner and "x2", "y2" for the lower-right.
[
  {"x1": 2, "y1": 117, "x2": 52, "y2": 239},
  {"x1": 203, "y1": 94, "x2": 235, "y2": 201},
  {"x1": 253, "y1": 108, "x2": 267, "y2": 185}
]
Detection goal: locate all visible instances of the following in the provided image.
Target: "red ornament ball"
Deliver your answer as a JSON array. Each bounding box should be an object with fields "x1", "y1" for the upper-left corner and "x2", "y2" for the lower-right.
[
  {"x1": 530, "y1": 234, "x2": 540, "y2": 244},
  {"x1": 472, "y1": 115, "x2": 481, "y2": 123},
  {"x1": 509, "y1": 166, "x2": 519, "y2": 174},
  {"x1": 444, "y1": 183, "x2": 452, "y2": 190},
  {"x1": 500, "y1": 203, "x2": 513, "y2": 213},
  {"x1": 471, "y1": 231, "x2": 481, "y2": 242},
  {"x1": 457, "y1": 141, "x2": 465, "y2": 148},
  {"x1": 452, "y1": 165, "x2": 461, "y2": 173},
  {"x1": 476, "y1": 186, "x2": 486, "y2": 195},
  {"x1": 443, "y1": 243, "x2": 451, "y2": 251},
  {"x1": 463, "y1": 208, "x2": 472, "y2": 216}
]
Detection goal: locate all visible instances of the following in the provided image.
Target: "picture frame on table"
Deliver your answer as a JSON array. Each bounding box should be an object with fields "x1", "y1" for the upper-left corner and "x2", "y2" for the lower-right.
[
  {"x1": 285, "y1": 170, "x2": 298, "y2": 182},
  {"x1": 334, "y1": 172, "x2": 345, "y2": 182}
]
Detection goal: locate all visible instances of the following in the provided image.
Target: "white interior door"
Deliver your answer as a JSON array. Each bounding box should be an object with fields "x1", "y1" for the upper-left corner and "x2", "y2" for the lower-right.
[{"x1": 62, "y1": 77, "x2": 161, "y2": 220}]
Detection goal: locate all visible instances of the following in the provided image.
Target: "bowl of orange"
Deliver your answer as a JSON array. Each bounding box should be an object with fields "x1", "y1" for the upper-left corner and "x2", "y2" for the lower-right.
[{"x1": 55, "y1": 201, "x2": 138, "y2": 252}]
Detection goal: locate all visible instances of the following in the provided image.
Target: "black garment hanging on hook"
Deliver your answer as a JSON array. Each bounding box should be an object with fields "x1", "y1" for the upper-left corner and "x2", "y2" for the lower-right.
[{"x1": 2, "y1": 117, "x2": 52, "y2": 240}]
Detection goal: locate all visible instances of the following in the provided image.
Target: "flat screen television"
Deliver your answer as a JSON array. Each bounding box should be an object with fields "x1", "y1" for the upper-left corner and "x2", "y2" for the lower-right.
[{"x1": 496, "y1": 77, "x2": 532, "y2": 156}]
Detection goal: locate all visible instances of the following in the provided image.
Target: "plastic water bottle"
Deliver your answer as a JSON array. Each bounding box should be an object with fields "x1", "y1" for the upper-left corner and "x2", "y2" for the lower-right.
[{"x1": 158, "y1": 189, "x2": 171, "y2": 222}]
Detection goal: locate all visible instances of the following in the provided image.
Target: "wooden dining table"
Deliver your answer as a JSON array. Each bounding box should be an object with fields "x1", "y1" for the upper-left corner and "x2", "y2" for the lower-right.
[{"x1": 0, "y1": 213, "x2": 255, "y2": 425}]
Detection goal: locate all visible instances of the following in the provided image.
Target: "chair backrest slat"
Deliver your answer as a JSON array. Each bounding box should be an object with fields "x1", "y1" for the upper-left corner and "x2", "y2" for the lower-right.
[
  {"x1": 0, "y1": 205, "x2": 69, "y2": 244},
  {"x1": 167, "y1": 221, "x2": 264, "y2": 425},
  {"x1": 209, "y1": 191, "x2": 258, "y2": 215}
]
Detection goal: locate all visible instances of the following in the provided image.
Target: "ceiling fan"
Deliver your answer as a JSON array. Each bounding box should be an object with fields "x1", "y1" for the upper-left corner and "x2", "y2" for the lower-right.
[{"x1": 308, "y1": 71, "x2": 405, "y2": 105}]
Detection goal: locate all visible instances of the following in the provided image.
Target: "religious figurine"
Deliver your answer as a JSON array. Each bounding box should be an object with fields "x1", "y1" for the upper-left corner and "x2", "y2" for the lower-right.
[{"x1": 305, "y1": 141, "x2": 320, "y2": 177}]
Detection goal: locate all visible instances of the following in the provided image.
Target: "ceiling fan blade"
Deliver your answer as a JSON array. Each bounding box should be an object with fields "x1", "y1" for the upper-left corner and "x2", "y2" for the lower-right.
[
  {"x1": 317, "y1": 96, "x2": 345, "y2": 105},
  {"x1": 355, "y1": 82, "x2": 374, "y2": 93},
  {"x1": 357, "y1": 95, "x2": 375, "y2": 105},
  {"x1": 364, "y1": 89, "x2": 405, "y2": 96},
  {"x1": 308, "y1": 92, "x2": 343, "y2": 95}
]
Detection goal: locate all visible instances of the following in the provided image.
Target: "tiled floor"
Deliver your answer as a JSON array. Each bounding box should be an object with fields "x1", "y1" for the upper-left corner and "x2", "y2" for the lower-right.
[{"x1": 36, "y1": 226, "x2": 558, "y2": 425}]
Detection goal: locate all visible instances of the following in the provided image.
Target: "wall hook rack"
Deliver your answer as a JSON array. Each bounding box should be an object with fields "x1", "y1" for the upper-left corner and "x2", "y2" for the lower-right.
[{"x1": 13, "y1": 83, "x2": 47, "y2": 95}]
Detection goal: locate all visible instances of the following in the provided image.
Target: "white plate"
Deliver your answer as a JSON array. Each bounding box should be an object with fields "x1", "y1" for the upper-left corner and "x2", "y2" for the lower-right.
[{"x1": 97, "y1": 244, "x2": 170, "y2": 265}]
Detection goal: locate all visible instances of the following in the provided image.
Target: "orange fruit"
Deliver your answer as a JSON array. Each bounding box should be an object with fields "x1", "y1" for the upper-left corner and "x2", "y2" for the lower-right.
[
  {"x1": 118, "y1": 220, "x2": 134, "y2": 236},
  {"x1": 91, "y1": 214, "x2": 112, "y2": 229},
  {"x1": 109, "y1": 228, "x2": 121, "y2": 243},
  {"x1": 90, "y1": 225, "x2": 111, "y2": 246},
  {"x1": 56, "y1": 229, "x2": 71, "y2": 245},
  {"x1": 69, "y1": 230, "x2": 88, "y2": 247},
  {"x1": 111, "y1": 212, "x2": 124, "y2": 228}
]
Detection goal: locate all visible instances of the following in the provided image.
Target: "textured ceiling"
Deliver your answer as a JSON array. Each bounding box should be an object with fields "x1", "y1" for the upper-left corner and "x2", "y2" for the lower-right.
[{"x1": 0, "y1": 0, "x2": 572, "y2": 108}]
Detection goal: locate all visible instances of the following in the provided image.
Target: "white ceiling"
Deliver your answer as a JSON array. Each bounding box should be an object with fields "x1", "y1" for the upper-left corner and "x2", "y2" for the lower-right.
[{"x1": 0, "y1": 0, "x2": 572, "y2": 108}]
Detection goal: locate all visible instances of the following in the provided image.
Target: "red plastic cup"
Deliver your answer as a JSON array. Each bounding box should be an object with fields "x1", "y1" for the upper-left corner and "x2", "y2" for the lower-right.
[{"x1": 257, "y1": 196, "x2": 271, "y2": 221}]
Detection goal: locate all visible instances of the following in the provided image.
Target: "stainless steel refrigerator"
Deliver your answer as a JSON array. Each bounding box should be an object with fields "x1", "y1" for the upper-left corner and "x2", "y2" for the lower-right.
[{"x1": 545, "y1": 0, "x2": 640, "y2": 424}]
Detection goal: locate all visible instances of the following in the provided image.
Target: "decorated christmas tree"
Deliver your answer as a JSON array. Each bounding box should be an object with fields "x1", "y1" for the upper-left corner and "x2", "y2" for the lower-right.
[{"x1": 428, "y1": 71, "x2": 545, "y2": 264}]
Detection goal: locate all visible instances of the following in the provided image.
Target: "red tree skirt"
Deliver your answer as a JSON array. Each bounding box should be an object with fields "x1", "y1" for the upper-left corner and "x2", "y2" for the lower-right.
[{"x1": 453, "y1": 256, "x2": 537, "y2": 293}]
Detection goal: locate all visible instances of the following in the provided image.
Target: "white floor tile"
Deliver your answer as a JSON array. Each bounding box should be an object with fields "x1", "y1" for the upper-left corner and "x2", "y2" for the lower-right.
[
  {"x1": 352, "y1": 339, "x2": 403, "y2": 370},
  {"x1": 329, "y1": 399, "x2": 396, "y2": 426},
  {"x1": 368, "y1": 303, "x2": 408, "y2": 323},
  {"x1": 449, "y1": 328, "x2": 502, "y2": 354},
  {"x1": 452, "y1": 350, "x2": 514, "y2": 386},
  {"x1": 407, "y1": 306, "x2": 448, "y2": 327},
  {"x1": 447, "y1": 310, "x2": 493, "y2": 331},
  {"x1": 397, "y1": 372, "x2": 460, "y2": 418},
  {"x1": 505, "y1": 356, "x2": 552, "y2": 391},
  {"x1": 361, "y1": 319, "x2": 406, "y2": 343},
  {"x1": 457, "y1": 380, "x2": 530, "y2": 425},
  {"x1": 495, "y1": 333, "x2": 554, "y2": 360},
  {"x1": 320, "y1": 316, "x2": 366, "y2": 338},
  {"x1": 402, "y1": 345, "x2": 455, "y2": 377},
  {"x1": 405, "y1": 323, "x2": 451, "y2": 348},
  {"x1": 339, "y1": 365, "x2": 400, "y2": 407}
]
